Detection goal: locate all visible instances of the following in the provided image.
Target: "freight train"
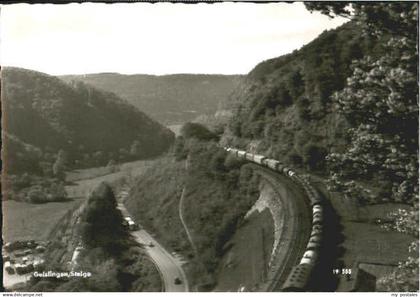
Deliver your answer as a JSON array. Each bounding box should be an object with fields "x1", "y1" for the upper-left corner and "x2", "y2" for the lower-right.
[{"x1": 224, "y1": 147, "x2": 324, "y2": 291}]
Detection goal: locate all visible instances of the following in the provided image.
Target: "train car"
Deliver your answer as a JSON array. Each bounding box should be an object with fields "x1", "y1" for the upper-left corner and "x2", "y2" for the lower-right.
[
  {"x1": 308, "y1": 235, "x2": 322, "y2": 248},
  {"x1": 277, "y1": 164, "x2": 285, "y2": 173},
  {"x1": 313, "y1": 208, "x2": 323, "y2": 215},
  {"x1": 229, "y1": 148, "x2": 238, "y2": 156},
  {"x1": 313, "y1": 212, "x2": 323, "y2": 219},
  {"x1": 306, "y1": 240, "x2": 321, "y2": 250},
  {"x1": 312, "y1": 224, "x2": 323, "y2": 233},
  {"x1": 312, "y1": 215, "x2": 323, "y2": 225},
  {"x1": 300, "y1": 250, "x2": 318, "y2": 265},
  {"x1": 264, "y1": 159, "x2": 280, "y2": 170},
  {"x1": 309, "y1": 232, "x2": 322, "y2": 241},
  {"x1": 313, "y1": 205, "x2": 322, "y2": 211},
  {"x1": 245, "y1": 152, "x2": 254, "y2": 161},
  {"x1": 237, "y1": 150, "x2": 246, "y2": 158},
  {"x1": 253, "y1": 154, "x2": 266, "y2": 165},
  {"x1": 282, "y1": 263, "x2": 313, "y2": 291},
  {"x1": 310, "y1": 228, "x2": 322, "y2": 237}
]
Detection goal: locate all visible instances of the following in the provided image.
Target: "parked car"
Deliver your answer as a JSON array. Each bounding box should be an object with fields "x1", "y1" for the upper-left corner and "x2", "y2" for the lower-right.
[
  {"x1": 35, "y1": 245, "x2": 46, "y2": 253},
  {"x1": 15, "y1": 263, "x2": 33, "y2": 275},
  {"x1": 5, "y1": 261, "x2": 15, "y2": 274},
  {"x1": 33, "y1": 259, "x2": 45, "y2": 270},
  {"x1": 174, "y1": 277, "x2": 182, "y2": 285}
]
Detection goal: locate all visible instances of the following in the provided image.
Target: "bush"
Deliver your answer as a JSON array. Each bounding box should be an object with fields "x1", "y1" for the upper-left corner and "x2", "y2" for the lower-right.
[
  {"x1": 172, "y1": 136, "x2": 188, "y2": 161},
  {"x1": 80, "y1": 183, "x2": 128, "y2": 254},
  {"x1": 302, "y1": 143, "x2": 327, "y2": 170},
  {"x1": 181, "y1": 122, "x2": 219, "y2": 141},
  {"x1": 288, "y1": 152, "x2": 303, "y2": 167},
  {"x1": 27, "y1": 186, "x2": 45, "y2": 203}
]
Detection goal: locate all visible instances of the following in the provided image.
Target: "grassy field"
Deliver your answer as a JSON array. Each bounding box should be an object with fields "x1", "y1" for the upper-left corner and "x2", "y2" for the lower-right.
[
  {"x1": 66, "y1": 166, "x2": 114, "y2": 182},
  {"x1": 4, "y1": 158, "x2": 155, "y2": 243},
  {"x1": 2, "y1": 199, "x2": 83, "y2": 242},
  {"x1": 65, "y1": 159, "x2": 154, "y2": 198},
  {"x1": 66, "y1": 159, "x2": 154, "y2": 182}
]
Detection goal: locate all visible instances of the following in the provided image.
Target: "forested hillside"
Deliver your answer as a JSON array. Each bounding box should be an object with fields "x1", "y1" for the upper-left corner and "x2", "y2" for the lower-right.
[
  {"x1": 125, "y1": 124, "x2": 260, "y2": 289},
  {"x1": 60, "y1": 73, "x2": 242, "y2": 125},
  {"x1": 223, "y1": 4, "x2": 418, "y2": 205},
  {"x1": 2, "y1": 67, "x2": 174, "y2": 202},
  {"x1": 223, "y1": 20, "x2": 379, "y2": 165}
]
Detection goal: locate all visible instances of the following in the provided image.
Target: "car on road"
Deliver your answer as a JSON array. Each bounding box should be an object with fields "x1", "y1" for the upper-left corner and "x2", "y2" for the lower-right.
[
  {"x1": 124, "y1": 217, "x2": 140, "y2": 231},
  {"x1": 174, "y1": 277, "x2": 182, "y2": 285}
]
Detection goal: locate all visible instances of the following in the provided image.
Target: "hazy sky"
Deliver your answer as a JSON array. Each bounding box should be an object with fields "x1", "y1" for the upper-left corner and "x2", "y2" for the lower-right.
[{"x1": 0, "y1": 2, "x2": 347, "y2": 75}]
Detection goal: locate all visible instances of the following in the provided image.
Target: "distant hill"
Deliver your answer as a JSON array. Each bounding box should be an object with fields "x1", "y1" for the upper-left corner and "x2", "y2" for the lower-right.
[
  {"x1": 2, "y1": 67, "x2": 175, "y2": 176},
  {"x1": 60, "y1": 73, "x2": 243, "y2": 125}
]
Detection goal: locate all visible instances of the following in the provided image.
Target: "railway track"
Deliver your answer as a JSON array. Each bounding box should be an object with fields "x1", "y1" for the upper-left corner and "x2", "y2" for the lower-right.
[{"x1": 250, "y1": 165, "x2": 312, "y2": 291}]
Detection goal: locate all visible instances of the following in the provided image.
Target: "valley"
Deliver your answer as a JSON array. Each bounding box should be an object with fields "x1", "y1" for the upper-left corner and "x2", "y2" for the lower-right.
[{"x1": 2, "y1": 2, "x2": 418, "y2": 293}]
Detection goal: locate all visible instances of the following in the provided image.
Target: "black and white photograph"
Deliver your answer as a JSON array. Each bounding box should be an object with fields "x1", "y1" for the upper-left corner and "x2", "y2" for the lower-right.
[{"x1": 1, "y1": 0, "x2": 419, "y2": 293}]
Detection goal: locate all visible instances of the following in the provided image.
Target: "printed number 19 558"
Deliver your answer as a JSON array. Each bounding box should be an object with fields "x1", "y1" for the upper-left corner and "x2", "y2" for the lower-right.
[{"x1": 333, "y1": 268, "x2": 352, "y2": 275}]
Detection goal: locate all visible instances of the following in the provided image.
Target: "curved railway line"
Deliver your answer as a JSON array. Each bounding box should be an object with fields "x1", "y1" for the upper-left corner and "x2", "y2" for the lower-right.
[
  {"x1": 250, "y1": 165, "x2": 312, "y2": 291},
  {"x1": 225, "y1": 147, "x2": 327, "y2": 291}
]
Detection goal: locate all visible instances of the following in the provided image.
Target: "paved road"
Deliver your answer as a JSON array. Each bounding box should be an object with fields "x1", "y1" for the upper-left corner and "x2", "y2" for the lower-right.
[{"x1": 117, "y1": 203, "x2": 189, "y2": 292}]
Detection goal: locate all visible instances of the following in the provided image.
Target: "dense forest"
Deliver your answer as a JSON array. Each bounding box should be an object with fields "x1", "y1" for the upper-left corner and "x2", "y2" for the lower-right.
[
  {"x1": 2, "y1": 67, "x2": 174, "y2": 203},
  {"x1": 60, "y1": 73, "x2": 242, "y2": 125}
]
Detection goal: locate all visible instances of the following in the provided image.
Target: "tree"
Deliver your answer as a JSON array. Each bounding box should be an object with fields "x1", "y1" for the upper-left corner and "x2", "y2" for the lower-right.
[
  {"x1": 80, "y1": 182, "x2": 127, "y2": 254},
  {"x1": 39, "y1": 161, "x2": 53, "y2": 176},
  {"x1": 307, "y1": 3, "x2": 418, "y2": 291},
  {"x1": 49, "y1": 182, "x2": 67, "y2": 202},
  {"x1": 52, "y1": 150, "x2": 67, "y2": 180},
  {"x1": 323, "y1": 3, "x2": 418, "y2": 205},
  {"x1": 304, "y1": 2, "x2": 352, "y2": 18},
  {"x1": 181, "y1": 122, "x2": 218, "y2": 141},
  {"x1": 129, "y1": 140, "x2": 142, "y2": 157},
  {"x1": 172, "y1": 136, "x2": 188, "y2": 161},
  {"x1": 27, "y1": 186, "x2": 45, "y2": 203},
  {"x1": 302, "y1": 144, "x2": 327, "y2": 171},
  {"x1": 93, "y1": 151, "x2": 106, "y2": 165}
]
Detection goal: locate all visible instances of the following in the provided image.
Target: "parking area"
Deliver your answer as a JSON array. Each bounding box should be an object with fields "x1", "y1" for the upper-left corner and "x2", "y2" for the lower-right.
[{"x1": 3, "y1": 240, "x2": 47, "y2": 288}]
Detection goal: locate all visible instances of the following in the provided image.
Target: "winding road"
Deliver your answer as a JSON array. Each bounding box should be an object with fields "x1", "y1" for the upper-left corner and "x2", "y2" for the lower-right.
[{"x1": 117, "y1": 203, "x2": 189, "y2": 292}]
